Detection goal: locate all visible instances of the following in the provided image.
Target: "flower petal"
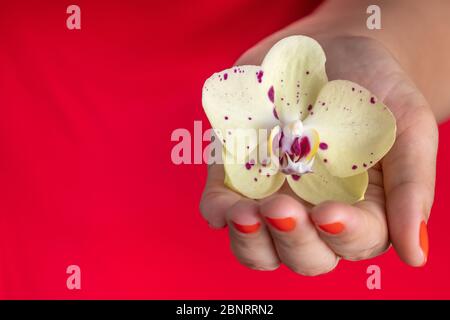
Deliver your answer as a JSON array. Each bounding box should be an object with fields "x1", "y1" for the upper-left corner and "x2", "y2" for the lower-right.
[
  {"x1": 202, "y1": 66, "x2": 278, "y2": 156},
  {"x1": 287, "y1": 158, "x2": 368, "y2": 205},
  {"x1": 261, "y1": 35, "x2": 328, "y2": 124},
  {"x1": 304, "y1": 80, "x2": 396, "y2": 177},
  {"x1": 223, "y1": 149, "x2": 285, "y2": 200}
]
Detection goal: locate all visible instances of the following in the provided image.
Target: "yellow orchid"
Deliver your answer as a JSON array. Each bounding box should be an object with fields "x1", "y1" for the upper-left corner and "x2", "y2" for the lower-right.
[{"x1": 202, "y1": 35, "x2": 396, "y2": 205}]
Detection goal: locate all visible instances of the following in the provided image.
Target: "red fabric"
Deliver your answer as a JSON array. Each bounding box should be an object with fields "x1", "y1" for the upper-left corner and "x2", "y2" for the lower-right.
[{"x1": 1, "y1": 0, "x2": 450, "y2": 299}]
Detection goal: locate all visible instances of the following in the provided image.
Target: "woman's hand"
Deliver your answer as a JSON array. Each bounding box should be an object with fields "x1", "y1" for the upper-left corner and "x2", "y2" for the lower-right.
[{"x1": 200, "y1": 33, "x2": 438, "y2": 276}]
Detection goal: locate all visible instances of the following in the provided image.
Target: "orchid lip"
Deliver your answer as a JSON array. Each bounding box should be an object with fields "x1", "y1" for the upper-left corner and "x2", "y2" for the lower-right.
[{"x1": 269, "y1": 120, "x2": 319, "y2": 177}]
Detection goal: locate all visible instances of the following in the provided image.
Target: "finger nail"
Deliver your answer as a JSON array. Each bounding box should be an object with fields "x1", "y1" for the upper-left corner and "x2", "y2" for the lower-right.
[
  {"x1": 265, "y1": 217, "x2": 296, "y2": 232},
  {"x1": 419, "y1": 220, "x2": 429, "y2": 266},
  {"x1": 232, "y1": 222, "x2": 261, "y2": 234},
  {"x1": 318, "y1": 222, "x2": 345, "y2": 234}
]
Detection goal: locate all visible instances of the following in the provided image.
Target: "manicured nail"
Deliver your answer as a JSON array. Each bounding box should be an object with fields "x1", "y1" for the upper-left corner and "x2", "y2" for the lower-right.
[
  {"x1": 265, "y1": 217, "x2": 296, "y2": 232},
  {"x1": 232, "y1": 222, "x2": 261, "y2": 234},
  {"x1": 419, "y1": 220, "x2": 429, "y2": 266},
  {"x1": 318, "y1": 222, "x2": 345, "y2": 235}
]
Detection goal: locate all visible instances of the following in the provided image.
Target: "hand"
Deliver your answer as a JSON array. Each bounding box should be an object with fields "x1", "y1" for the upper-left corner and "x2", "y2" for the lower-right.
[{"x1": 200, "y1": 34, "x2": 438, "y2": 275}]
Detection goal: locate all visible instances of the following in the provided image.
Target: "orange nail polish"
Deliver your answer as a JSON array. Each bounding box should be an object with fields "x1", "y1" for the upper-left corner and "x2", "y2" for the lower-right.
[
  {"x1": 232, "y1": 222, "x2": 260, "y2": 234},
  {"x1": 318, "y1": 222, "x2": 345, "y2": 234},
  {"x1": 265, "y1": 217, "x2": 296, "y2": 232},
  {"x1": 419, "y1": 220, "x2": 429, "y2": 265}
]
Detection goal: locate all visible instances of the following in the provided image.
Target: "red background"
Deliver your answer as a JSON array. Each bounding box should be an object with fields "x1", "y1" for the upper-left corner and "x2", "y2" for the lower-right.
[{"x1": 0, "y1": 0, "x2": 449, "y2": 299}]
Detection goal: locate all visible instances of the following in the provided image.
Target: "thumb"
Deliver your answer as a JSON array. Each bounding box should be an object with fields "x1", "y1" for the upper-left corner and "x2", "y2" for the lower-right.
[{"x1": 383, "y1": 88, "x2": 438, "y2": 267}]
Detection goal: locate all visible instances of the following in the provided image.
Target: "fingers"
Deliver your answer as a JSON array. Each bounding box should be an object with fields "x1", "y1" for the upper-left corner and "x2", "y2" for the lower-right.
[
  {"x1": 383, "y1": 92, "x2": 438, "y2": 266},
  {"x1": 200, "y1": 164, "x2": 241, "y2": 228},
  {"x1": 226, "y1": 199, "x2": 280, "y2": 271},
  {"x1": 310, "y1": 200, "x2": 389, "y2": 261},
  {"x1": 309, "y1": 168, "x2": 390, "y2": 260},
  {"x1": 227, "y1": 194, "x2": 339, "y2": 276},
  {"x1": 259, "y1": 195, "x2": 338, "y2": 276}
]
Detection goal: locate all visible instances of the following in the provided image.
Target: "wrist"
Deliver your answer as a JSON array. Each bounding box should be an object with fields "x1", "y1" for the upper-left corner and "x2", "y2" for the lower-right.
[{"x1": 287, "y1": 5, "x2": 406, "y2": 65}]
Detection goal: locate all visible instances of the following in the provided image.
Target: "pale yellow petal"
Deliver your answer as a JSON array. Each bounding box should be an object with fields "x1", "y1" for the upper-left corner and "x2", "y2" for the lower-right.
[
  {"x1": 304, "y1": 80, "x2": 396, "y2": 177},
  {"x1": 287, "y1": 157, "x2": 368, "y2": 205},
  {"x1": 223, "y1": 149, "x2": 285, "y2": 200},
  {"x1": 261, "y1": 35, "x2": 328, "y2": 123},
  {"x1": 202, "y1": 65, "x2": 278, "y2": 157}
]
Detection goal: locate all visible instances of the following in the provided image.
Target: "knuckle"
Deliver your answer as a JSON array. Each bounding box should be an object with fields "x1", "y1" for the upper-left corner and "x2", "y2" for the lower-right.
[
  {"x1": 286, "y1": 258, "x2": 338, "y2": 277},
  {"x1": 245, "y1": 261, "x2": 280, "y2": 271},
  {"x1": 344, "y1": 251, "x2": 372, "y2": 261},
  {"x1": 234, "y1": 253, "x2": 280, "y2": 271},
  {"x1": 277, "y1": 233, "x2": 316, "y2": 250},
  {"x1": 343, "y1": 240, "x2": 389, "y2": 261},
  {"x1": 230, "y1": 237, "x2": 280, "y2": 271}
]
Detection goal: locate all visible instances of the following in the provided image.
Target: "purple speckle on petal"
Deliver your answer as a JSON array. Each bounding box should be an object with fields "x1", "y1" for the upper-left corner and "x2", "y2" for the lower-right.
[
  {"x1": 256, "y1": 70, "x2": 264, "y2": 83},
  {"x1": 352, "y1": 87, "x2": 355, "y2": 91},
  {"x1": 268, "y1": 86, "x2": 275, "y2": 103},
  {"x1": 322, "y1": 102, "x2": 326, "y2": 106},
  {"x1": 245, "y1": 162, "x2": 252, "y2": 170},
  {"x1": 248, "y1": 116, "x2": 252, "y2": 120},
  {"x1": 370, "y1": 97, "x2": 376, "y2": 104},
  {"x1": 323, "y1": 158, "x2": 328, "y2": 163},
  {"x1": 306, "y1": 71, "x2": 310, "y2": 75},
  {"x1": 273, "y1": 107, "x2": 279, "y2": 119},
  {"x1": 363, "y1": 163, "x2": 367, "y2": 168},
  {"x1": 254, "y1": 177, "x2": 258, "y2": 182},
  {"x1": 319, "y1": 142, "x2": 328, "y2": 150},
  {"x1": 292, "y1": 175, "x2": 300, "y2": 181},
  {"x1": 307, "y1": 104, "x2": 313, "y2": 111},
  {"x1": 223, "y1": 73, "x2": 228, "y2": 80},
  {"x1": 352, "y1": 165, "x2": 358, "y2": 170},
  {"x1": 224, "y1": 116, "x2": 229, "y2": 120}
]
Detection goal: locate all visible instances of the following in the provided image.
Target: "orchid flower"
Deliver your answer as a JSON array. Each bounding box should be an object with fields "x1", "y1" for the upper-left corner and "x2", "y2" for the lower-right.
[{"x1": 202, "y1": 36, "x2": 396, "y2": 205}]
